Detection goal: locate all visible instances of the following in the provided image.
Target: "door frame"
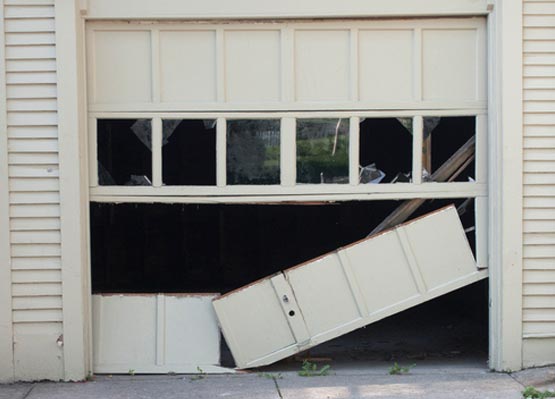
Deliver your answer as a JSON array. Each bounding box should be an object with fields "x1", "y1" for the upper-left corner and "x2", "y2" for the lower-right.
[{"x1": 54, "y1": 0, "x2": 523, "y2": 379}]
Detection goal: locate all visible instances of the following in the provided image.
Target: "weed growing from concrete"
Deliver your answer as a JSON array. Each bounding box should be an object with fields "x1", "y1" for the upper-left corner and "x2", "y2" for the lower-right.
[
  {"x1": 190, "y1": 366, "x2": 206, "y2": 381},
  {"x1": 389, "y1": 362, "x2": 415, "y2": 375},
  {"x1": 522, "y1": 386, "x2": 555, "y2": 399},
  {"x1": 298, "y1": 360, "x2": 331, "y2": 377}
]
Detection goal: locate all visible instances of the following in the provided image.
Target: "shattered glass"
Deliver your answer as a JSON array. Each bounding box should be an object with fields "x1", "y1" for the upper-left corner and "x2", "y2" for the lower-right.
[
  {"x1": 97, "y1": 119, "x2": 152, "y2": 186},
  {"x1": 162, "y1": 119, "x2": 216, "y2": 186},
  {"x1": 226, "y1": 119, "x2": 280, "y2": 185},
  {"x1": 359, "y1": 118, "x2": 412, "y2": 184},
  {"x1": 296, "y1": 118, "x2": 349, "y2": 184},
  {"x1": 422, "y1": 116, "x2": 476, "y2": 182}
]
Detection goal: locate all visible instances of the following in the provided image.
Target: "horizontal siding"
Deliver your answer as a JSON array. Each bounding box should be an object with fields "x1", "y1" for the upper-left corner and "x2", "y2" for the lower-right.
[
  {"x1": 3, "y1": 1, "x2": 63, "y2": 380},
  {"x1": 523, "y1": 0, "x2": 555, "y2": 339}
]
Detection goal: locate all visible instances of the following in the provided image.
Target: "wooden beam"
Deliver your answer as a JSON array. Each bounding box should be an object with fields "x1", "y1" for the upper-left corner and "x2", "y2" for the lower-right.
[{"x1": 368, "y1": 135, "x2": 475, "y2": 236}]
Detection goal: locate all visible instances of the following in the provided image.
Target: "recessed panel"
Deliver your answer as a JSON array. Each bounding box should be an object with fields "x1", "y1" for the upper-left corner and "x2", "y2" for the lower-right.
[
  {"x1": 92, "y1": 31, "x2": 152, "y2": 104},
  {"x1": 212, "y1": 279, "x2": 296, "y2": 367},
  {"x1": 164, "y1": 295, "x2": 220, "y2": 365},
  {"x1": 295, "y1": 30, "x2": 350, "y2": 101},
  {"x1": 403, "y1": 207, "x2": 477, "y2": 291},
  {"x1": 285, "y1": 253, "x2": 360, "y2": 337},
  {"x1": 93, "y1": 295, "x2": 157, "y2": 365},
  {"x1": 341, "y1": 231, "x2": 419, "y2": 315},
  {"x1": 422, "y1": 29, "x2": 477, "y2": 101},
  {"x1": 225, "y1": 30, "x2": 281, "y2": 102},
  {"x1": 359, "y1": 30, "x2": 414, "y2": 101},
  {"x1": 160, "y1": 31, "x2": 217, "y2": 103}
]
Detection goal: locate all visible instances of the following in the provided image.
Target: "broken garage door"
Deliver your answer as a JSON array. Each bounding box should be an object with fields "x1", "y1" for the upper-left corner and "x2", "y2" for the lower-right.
[{"x1": 213, "y1": 206, "x2": 487, "y2": 369}]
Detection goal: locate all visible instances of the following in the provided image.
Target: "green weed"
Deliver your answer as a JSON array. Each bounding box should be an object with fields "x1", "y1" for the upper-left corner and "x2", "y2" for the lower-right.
[
  {"x1": 298, "y1": 360, "x2": 331, "y2": 377},
  {"x1": 389, "y1": 362, "x2": 415, "y2": 375}
]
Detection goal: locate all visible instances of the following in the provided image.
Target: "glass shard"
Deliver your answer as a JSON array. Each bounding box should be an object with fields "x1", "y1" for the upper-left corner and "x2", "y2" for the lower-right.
[
  {"x1": 422, "y1": 116, "x2": 476, "y2": 182},
  {"x1": 359, "y1": 118, "x2": 412, "y2": 184},
  {"x1": 97, "y1": 119, "x2": 152, "y2": 186}
]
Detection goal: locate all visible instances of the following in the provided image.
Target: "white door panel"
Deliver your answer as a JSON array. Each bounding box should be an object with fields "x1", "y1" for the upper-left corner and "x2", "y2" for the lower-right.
[{"x1": 213, "y1": 205, "x2": 487, "y2": 369}]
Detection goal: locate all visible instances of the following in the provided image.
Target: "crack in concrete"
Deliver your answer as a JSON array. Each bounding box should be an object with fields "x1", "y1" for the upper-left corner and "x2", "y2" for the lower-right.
[
  {"x1": 21, "y1": 384, "x2": 35, "y2": 399},
  {"x1": 272, "y1": 376, "x2": 283, "y2": 399}
]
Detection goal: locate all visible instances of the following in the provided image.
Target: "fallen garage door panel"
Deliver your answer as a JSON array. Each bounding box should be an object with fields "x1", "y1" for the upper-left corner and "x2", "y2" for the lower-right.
[
  {"x1": 213, "y1": 205, "x2": 487, "y2": 369},
  {"x1": 93, "y1": 293, "x2": 233, "y2": 374}
]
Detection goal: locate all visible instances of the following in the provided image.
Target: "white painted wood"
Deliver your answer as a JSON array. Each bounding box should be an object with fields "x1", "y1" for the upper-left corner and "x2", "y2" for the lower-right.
[
  {"x1": 84, "y1": 0, "x2": 489, "y2": 20},
  {"x1": 523, "y1": 337, "x2": 555, "y2": 367},
  {"x1": 0, "y1": 0, "x2": 14, "y2": 383},
  {"x1": 522, "y1": 0, "x2": 555, "y2": 356},
  {"x1": 88, "y1": 30, "x2": 152, "y2": 104},
  {"x1": 349, "y1": 116, "x2": 359, "y2": 186},
  {"x1": 86, "y1": 19, "x2": 486, "y2": 112},
  {"x1": 280, "y1": 117, "x2": 295, "y2": 187},
  {"x1": 216, "y1": 117, "x2": 226, "y2": 187},
  {"x1": 412, "y1": 116, "x2": 423, "y2": 185},
  {"x1": 89, "y1": 181, "x2": 486, "y2": 197},
  {"x1": 487, "y1": 0, "x2": 524, "y2": 372},
  {"x1": 294, "y1": 29, "x2": 350, "y2": 102},
  {"x1": 56, "y1": 0, "x2": 90, "y2": 381},
  {"x1": 224, "y1": 30, "x2": 281, "y2": 103},
  {"x1": 13, "y1": 322, "x2": 64, "y2": 381},
  {"x1": 358, "y1": 29, "x2": 414, "y2": 102},
  {"x1": 422, "y1": 29, "x2": 479, "y2": 101},
  {"x1": 159, "y1": 30, "x2": 217, "y2": 103},
  {"x1": 214, "y1": 206, "x2": 484, "y2": 369},
  {"x1": 152, "y1": 118, "x2": 162, "y2": 187},
  {"x1": 92, "y1": 294, "x2": 230, "y2": 374}
]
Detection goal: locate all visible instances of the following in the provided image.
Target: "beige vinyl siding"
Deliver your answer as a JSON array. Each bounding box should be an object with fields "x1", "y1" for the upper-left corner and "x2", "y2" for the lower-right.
[
  {"x1": 4, "y1": 0, "x2": 63, "y2": 380},
  {"x1": 523, "y1": 0, "x2": 555, "y2": 366}
]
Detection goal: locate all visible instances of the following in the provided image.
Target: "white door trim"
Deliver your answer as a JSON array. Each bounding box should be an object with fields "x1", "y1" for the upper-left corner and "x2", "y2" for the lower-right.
[
  {"x1": 0, "y1": 0, "x2": 15, "y2": 383},
  {"x1": 55, "y1": 0, "x2": 91, "y2": 381},
  {"x1": 83, "y1": 0, "x2": 489, "y2": 19},
  {"x1": 487, "y1": 0, "x2": 523, "y2": 371},
  {"x1": 53, "y1": 0, "x2": 524, "y2": 380}
]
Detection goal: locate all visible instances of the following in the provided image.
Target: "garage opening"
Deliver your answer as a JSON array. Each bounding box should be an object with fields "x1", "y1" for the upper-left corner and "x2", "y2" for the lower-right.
[{"x1": 90, "y1": 198, "x2": 485, "y2": 369}]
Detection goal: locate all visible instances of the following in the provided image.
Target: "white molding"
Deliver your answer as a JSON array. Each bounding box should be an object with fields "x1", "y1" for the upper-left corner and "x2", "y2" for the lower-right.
[
  {"x1": 90, "y1": 191, "x2": 487, "y2": 205},
  {"x1": 89, "y1": 182, "x2": 487, "y2": 198},
  {"x1": 0, "y1": 0, "x2": 15, "y2": 383},
  {"x1": 55, "y1": 0, "x2": 91, "y2": 381},
  {"x1": 487, "y1": 0, "x2": 523, "y2": 372},
  {"x1": 84, "y1": 0, "x2": 489, "y2": 20}
]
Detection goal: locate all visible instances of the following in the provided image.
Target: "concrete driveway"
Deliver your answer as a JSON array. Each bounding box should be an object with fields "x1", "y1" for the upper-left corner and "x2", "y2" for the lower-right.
[{"x1": 2, "y1": 362, "x2": 553, "y2": 399}]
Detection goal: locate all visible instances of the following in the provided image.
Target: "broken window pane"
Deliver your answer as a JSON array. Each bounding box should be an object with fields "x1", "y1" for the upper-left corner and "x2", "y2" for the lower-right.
[
  {"x1": 162, "y1": 119, "x2": 216, "y2": 186},
  {"x1": 226, "y1": 119, "x2": 280, "y2": 185},
  {"x1": 359, "y1": 118, "x2": 412, "y2": 184},
  {"x1": 297, "y1": 118, "x2": 349, "y2": 184},
  {"x1": 423, "y1": 116, "x2": 476, "y2": 182},
  {"x1": 97, "y1": 119, "x2": 152, "y2": 186}
]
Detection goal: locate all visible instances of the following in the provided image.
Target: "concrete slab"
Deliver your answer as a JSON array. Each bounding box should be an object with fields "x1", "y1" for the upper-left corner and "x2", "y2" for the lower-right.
[
  {"x1": 513, "y1": 366, "x2": 555, "y2": 390},
  {"x1": 2, "y1": 364, "x2": 543, "y2": 399},
  {"x1": 26, "y1": 375, "x2": 279, "y2": 399},
  {"x1": 276, "y1": 370, "x2": 524, "y2": 399},
  {"x1": 0, "y1": 383, "x2": 33, "y2": 399}
]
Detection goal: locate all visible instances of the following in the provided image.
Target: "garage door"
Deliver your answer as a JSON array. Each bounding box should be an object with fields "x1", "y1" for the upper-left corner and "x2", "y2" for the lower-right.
[{"x1": 86, "y1": 17, "x2": 488, "y2": 372}]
